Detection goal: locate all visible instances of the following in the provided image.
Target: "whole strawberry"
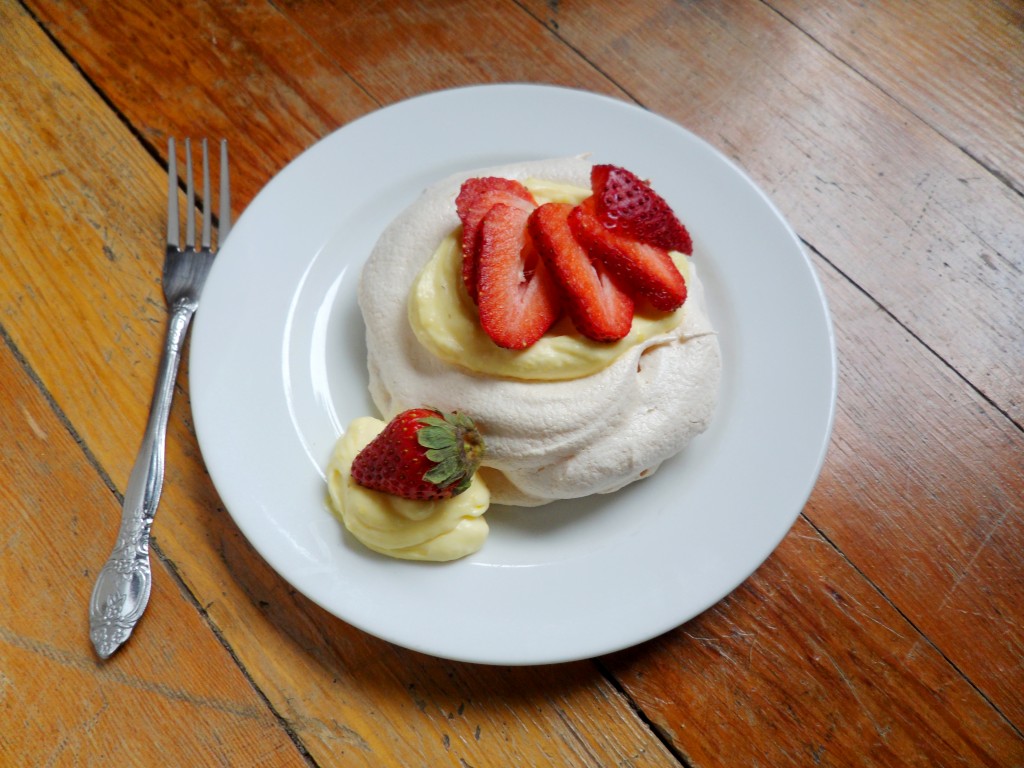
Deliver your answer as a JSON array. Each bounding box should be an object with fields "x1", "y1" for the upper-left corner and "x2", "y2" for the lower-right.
[{"x1": 351, "y1": 408, "x2": 486, "y2": 501}]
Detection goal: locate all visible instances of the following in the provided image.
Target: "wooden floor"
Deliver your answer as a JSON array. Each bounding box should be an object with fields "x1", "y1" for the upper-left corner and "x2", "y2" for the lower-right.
[{"x1": 0, "y1": 0, "x2": 1021, "y2": 765}]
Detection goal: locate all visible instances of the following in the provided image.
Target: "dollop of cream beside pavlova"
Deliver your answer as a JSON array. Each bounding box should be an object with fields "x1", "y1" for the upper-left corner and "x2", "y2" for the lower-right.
[{"x1": 327, "y1": 417, "x2": 489, "y2": 560}]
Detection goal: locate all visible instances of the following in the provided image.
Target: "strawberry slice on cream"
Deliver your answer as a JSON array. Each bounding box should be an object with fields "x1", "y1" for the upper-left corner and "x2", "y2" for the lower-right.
[{"x1": 475, "y1": 202, "x2": 562, "y2": 350}]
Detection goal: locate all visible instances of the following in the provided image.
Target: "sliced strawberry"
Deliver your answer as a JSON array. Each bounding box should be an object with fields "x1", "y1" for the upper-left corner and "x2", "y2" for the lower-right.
[
  {"x1": 528, "y1": 203, "x2": 633, "y2": 342},
  {"x1": 569, "y1": 197, "x2": 687, "y2": 312},
  {"x1": 591, "y1": 165, "x2": 692, "y2": 254},
  {"x1": 477, "y1": 202, "x2": 562, "y2": 349},
  {"x1": 455, "y1": 177, "x2": 537, "y2": 302}
]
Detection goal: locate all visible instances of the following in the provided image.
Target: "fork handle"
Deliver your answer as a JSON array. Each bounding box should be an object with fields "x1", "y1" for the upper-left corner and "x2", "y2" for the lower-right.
[{"x1": 89, "y1": 300, "x2": 196, "y2": 658}]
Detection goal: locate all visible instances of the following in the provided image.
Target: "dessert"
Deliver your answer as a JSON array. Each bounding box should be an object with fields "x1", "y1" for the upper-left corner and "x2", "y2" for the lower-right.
[
  {"x1": 327, "y1": 415, "x2": 489, "y2": 561},
  {"x1": 359, "y1": 156, "x2": 720, "y2": 504},
  {"x1": 328, "y1": 155, "x2": 721, "y2": 560}
]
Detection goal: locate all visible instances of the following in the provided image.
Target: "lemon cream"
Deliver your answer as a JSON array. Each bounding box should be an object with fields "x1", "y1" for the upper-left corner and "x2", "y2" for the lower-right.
[
  {"x1": 358, "y1": 156, "x2": 721, "y2": 507},
  {"x1": 327, "y1": 417, "x2": 490, "y2": 560}
]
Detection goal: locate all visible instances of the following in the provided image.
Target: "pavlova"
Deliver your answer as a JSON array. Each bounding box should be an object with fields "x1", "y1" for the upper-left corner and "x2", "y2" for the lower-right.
[{"x1": 326, "y1": 156, "x2": 721, "y2": 561}]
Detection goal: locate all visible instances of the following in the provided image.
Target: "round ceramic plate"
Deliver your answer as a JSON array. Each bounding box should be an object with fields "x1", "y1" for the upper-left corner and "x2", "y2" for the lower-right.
[{"x1": 190, "y1": 84, "x2": 836, "y2": 665}]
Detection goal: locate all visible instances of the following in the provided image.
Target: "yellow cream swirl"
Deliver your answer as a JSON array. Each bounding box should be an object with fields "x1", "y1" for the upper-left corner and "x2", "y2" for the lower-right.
[{"x1": 326, "y1": 417, "x2": 490, "y2": 561}]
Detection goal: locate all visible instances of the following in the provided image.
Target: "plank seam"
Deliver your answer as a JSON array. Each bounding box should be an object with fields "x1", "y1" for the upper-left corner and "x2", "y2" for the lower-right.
[
  {"x1": 263, "y1": 0, "x2": 383, "y2": 111},
  {"x1": 803, "y1": 238, "x2": 1022, "y2": 436},
  {"x1": 797, "y1": 511, "x2": 1024, "y2": 742},
  {"x1": 0, "y1": 320, "x2": 322, "y2": 765},
  {"x1": 157, "y1": 550, "x2": 323, "y2": 768},
  {"x1": 15, "y1": 0, "x2": 238, "y2": 230},
  {"x1": 761, "y1": 0, "x2": 1024, "y2": 201},
  {"x1": 0, "y1": 322, "x2": 120, "y2": 499},
  {"x1": 511, "y1": 0, "x2": 641, "y2": 106},
  {"x1": 592, "y1": 657, "x2": 692, "y2": 768}
]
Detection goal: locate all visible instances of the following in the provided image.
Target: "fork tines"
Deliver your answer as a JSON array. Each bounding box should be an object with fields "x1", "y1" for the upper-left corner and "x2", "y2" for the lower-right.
[{"x1": 166, "y1": 137, "x2": 231, "y2": 252}]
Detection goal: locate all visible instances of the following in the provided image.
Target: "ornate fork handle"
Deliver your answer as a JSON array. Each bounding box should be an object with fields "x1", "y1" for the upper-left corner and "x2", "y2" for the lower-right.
[
  {"x1": 89, "y1": 299, "x2": 196, "y2": 658},
  {"x1": 90, "y1": 137, "x2": 227, "y2": 658}
]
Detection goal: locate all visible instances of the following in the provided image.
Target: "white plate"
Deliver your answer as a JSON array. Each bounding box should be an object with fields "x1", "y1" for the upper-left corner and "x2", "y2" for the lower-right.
[{"x1": 190, "y1": 84, "x2": 836, "y2": 665}]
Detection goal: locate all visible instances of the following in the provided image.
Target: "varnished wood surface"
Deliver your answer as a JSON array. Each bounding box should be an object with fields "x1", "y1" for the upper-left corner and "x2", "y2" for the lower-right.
[{"x1": 1, "y1": 0, "x2": 1021, "y2": 765}]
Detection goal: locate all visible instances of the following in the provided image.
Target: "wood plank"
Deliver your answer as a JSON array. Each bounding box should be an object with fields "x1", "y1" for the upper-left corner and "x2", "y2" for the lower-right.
[
  {"x1": 0, "y1": 339, "x2": 305, "y2": 765},
  {"x1": 518, "y1": 0, "x2": 1024, "y2": 425},
  {"x1": 4, "y1": 2, "x2": 685, "y2": 765},
  {"x1": 766, "y1": 0, "x2": 1024, "y2": 195},
  {"x1": 605, "y1": 516, "x2": 1024, "y2": 767},
  {"x1": 24, "y1": 0, "x2": 380, "y2": 214},
  {"x1": 269, "y1": 0, "x2": 622, "y2": 103}
]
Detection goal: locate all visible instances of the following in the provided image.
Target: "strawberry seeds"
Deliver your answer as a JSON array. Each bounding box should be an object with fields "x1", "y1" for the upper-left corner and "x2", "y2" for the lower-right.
[{"x1": 455, "y1": 164, "x2": 692, "y2": 349}]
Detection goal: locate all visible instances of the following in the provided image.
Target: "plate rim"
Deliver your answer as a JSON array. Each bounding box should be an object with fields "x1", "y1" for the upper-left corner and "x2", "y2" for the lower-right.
[{"x1": 189, "y1": 83, "x2": 837, "y2": 665}]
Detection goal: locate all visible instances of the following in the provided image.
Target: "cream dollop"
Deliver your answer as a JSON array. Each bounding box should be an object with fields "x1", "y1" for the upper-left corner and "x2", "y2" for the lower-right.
[
  {"x1": 358, "y1": 156, "x2": 721, "y2": 506},
  {"x1": 326, "y1": 417, "x2": 490, "y2": 561}
]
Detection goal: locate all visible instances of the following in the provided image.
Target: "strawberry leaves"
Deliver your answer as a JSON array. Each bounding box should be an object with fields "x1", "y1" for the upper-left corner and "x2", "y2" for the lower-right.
[
  {"x1": 416, "y1": 412, "x2": 481, "y2": 495},
  {"x1": 351, "y1": 408, "x2": 485, "y2": 500}
]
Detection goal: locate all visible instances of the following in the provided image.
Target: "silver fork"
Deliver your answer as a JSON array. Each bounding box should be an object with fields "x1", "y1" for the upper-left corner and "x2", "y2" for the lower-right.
[{"x1": 89, "y1": 138, "x2": 231, "y2": 659}]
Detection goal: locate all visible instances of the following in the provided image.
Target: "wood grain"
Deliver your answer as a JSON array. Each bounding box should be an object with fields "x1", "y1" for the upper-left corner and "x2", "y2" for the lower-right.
[
  {"x1": 606, "y1": 517, "x2": 1024, "y2": 767},
  {"x1": 5, "y1": 0, "x2": 1023, "y2": 764},
  {"x1": 270, "y1": 0, "x2": 622, "y2": 103},
  {"x1": 0, "y1": 340, "x2": 306, "y2": 766},
  {"x1": 767, "y1": 0, "x2": 1024, "y2": 195},
  {"x1": 2, "y1": 1, "x2": 685, "y2": 765},
  {"x1": 24, "y1": 0, "x2": 379, "y2": 213}
]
